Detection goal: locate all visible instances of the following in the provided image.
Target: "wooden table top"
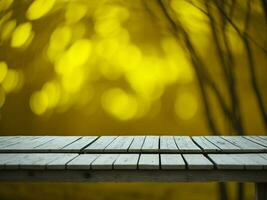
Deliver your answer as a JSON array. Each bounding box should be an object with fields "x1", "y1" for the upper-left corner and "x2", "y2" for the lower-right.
[{"x1": 0, "y1": 135, "x2": 267, "y2": 182}]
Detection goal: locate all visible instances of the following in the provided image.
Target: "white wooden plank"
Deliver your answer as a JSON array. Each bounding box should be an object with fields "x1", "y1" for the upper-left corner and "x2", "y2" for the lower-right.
[
  {"x1": 222, "y1": 136, "x2": 266, "y2": 152},
  {"x1": 46, "y1": 154, "x2": 78, "y2": 169},
  {"x1": 205, "y1": 136, "x2": 241, "y2": 152},
  {"x1": 113, "y1": 154, "x2": 139, "y2": 169},
  {"x1": 258, "y1": 153, "x2": 267, "y2": 166},
  {"x1": 67, "y1": 154, "x2": 100, "y2": 169},
  {"x1": 62, "y1": 136, "x2": 98, "y2": 152},
  {"x1": 5, "y1": 154, "x2": 61, "y2": 170},
  {"x1": 160, "y1": 154, "x2": 185, "y2": 170},
  {"x1": 192, "y1": 136, "x2": 220, "y2": 152},
  {"x1": 0, "y1": 136, "x2": 20, "y2": 144},
  {"x1": 91, "y1": 154, "x2": 119, "y2": 170},
  {"x1": 183, "y1": 154, "x2": 213, "y2": 170},
  {"x1": 0, "y1": 136, "x2": 55, "y2": 152},
  {"x1": 128, "y1": 136, "x2": 145, "y2": 152},
  {"x1": 208, "y1": 154, "x2": 244, "y2": 169},
  {"x1": 160, "y1": 136, "x2": 179, "y2": 152},
  {"x1": 174, "y1": 136, "x2": 201, "y2": 152},
  {"x1": 0, "y1": 154, "x2": 18, "y2": 169},
  {"x1": 105, "y1": 136, "x2": 134, "y2": 152},
  {"x1": 0, "y1": 136, "x2": 37, "y2": 148},
  {"x1": 229, "y1": 154, "x2": 267, "y2": 170},
  {"x1": 141, "y1": 136, "x2": 159, "y2": 152},
  {"x1": 243, "y1": 136, "x2": 267, "y2": 148},
  {"x1": 84, "y1": 136, "x2": 117, "y2": 152},
  {"x1": 35, "y1": 136, "x2": 81, "y2": 151},
  {"x1": 138, "y1": 154, "x2": 159, "y2": 170},
  {"x1": 260, "y1": 136, "x2": 267, "y2": 140}
]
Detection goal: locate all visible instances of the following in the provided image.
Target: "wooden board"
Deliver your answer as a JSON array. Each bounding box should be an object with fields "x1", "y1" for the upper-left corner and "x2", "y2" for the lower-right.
[
  {"x1": 128, "y1": 136, "x2": 145, "y2": 152},
  {"x1": 183, "y1": 154, "x2": 213, "y2": 170},
  {"x1": 0, "y1": 136, "x2": 55, "y2": 152},
  {"x1": 208, "y1": 154, "x2": 244, "y2": 169},
  {"x1": 91, "y1": 154, "x2": 119, "y2": 170},
  {"x1": 46, "y1": 154, "x2": 78, "y2": 169},
  {"x1": 67, "y1": 154, "x2": 100, "y2": 170},
  {"x1": 174, "y1": 136, "x2": 202, "y2": 152},
  {"x1": 204, "y1": 136, "x2": 241, "y2": 152},
  {"x1": 138, "y1": 154, "x2": 159, "y2": 170},
  {"x1": 84, "y1": 136, "x2": 117, "y2": 152},
  {"x1": 34, "y1": 136, "x2": 81, "y2": 152},
  {"x1": 244, "y1": 136, "x2": 267, "y2": 148},
  {"x1": 105, "y1": 136, "x2": 134, "y2": 152},
  {"x1": 141, "y1": 136, "x2": 159, "y2": 152},
  {"x1": 113, "y1": 154, "x2": 139, "y2": 169},
  {"x1": 222, "y1": 136, "x2": 266, "y2": 152},
  {"x1": 160, "y1": 136, "x2": 179, "y2": 152},
  {"x1": 62, "y1": 136, "x2": 98, "y2": 152},
  {"x1": 192, "y1": 136, "x2": 220, "y2": 152},
  {"x1": 160, "y1": 154, "x2": 185, "y2": 169}
]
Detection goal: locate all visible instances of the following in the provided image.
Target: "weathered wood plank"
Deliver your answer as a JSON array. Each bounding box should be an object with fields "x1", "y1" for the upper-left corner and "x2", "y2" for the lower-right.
[
  {"x1": 259, "y1": 136, "x2": 267, "y2": 140},
  {"x1": 160, "y1": 154, "x2": 185, "y2": 170},
  {"x1": 84, "y1": 136, "x2": 117, "y2": 152},
  {"x1": 0, "y1": 136, "x2": 55, "y2": 152},
  {"x1": 91, "y1": 154, "x2": 119, "y2": 170},
  {"x1": 205, "y1": 136, "x2": 241, "y2": 152},
  {"x1": 222, "y1": 136, "x2": 266, "y2": 152},
  {"x1": 183, "y1": 154, "x2": 213, "y2": 170},
  {"x1": 5, "y1": 154, "x2": 62, "y2": 170},
  {"x1": 160, "y1": 136, "x2": 178, "y2": 152},
  {"x1": 113, "y1": 154, "x2": 139, "y2": 169},
  {"x1": 35, "y1": 136, "x2": 81, "y2": 151},
  {"x1": 0, "y1": 153, "x2": 18, "y2": 169},
  {"x1": 229, "y1": 154, "x2": 267, "y2": 170},
  {"x1": 128, "y1": 136, "x2": 145, "y2": 152},
  {"x1": 67, "y1": 154, "x2": 100, "y2": 170},
  {"x1": 244, "y1": 136, "x2": 267, "y2": 148},
  {"x1": 208, "y1": 154, "x2": 243, "y2": 169},
  {"x1": 62, "y1": 136, "x2": 98, "y2": 152},
  {"x1": 174, "y1": 136, "x2": 201, "y2": 152},
  {"x1": 138, "y1": 154, "x2": 159, "y2": 170},
  {"x1": 0, "y1": 136, "x2": 37, "y2": 148},
  {"x1": 192, "y1": 136, "x2": 220, "y2": 152},
  {"x1": 105, "y1": 136, "x2": 134, "y2": 152},
  {"x1": 46, "y1": 154, "x2": 78, "y2": 169},
  {"x1": 141, "y1": 136, "x2": 159, "y2": 152}
]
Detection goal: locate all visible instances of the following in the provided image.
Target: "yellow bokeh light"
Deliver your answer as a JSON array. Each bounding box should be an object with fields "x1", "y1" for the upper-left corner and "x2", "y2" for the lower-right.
[
  {"x1": 0, "y1": 0, "x2": 13, "y2": 11},
  {"x1": 11, "y1": 22, "x2": 33, "y2": 48},
  {"x1": 126, "y1": 57, "x2": 165, "y2": 100},
  {"x1": 42, "y1": 81, "x2": 61, "y2": 109},
  {"x1": 94, "y1": 5, "x2": 129, "y2": 22},
  {"x1": 29, "y1": 91, "x2": 48, "y2": 115},
  {"x1": 47, "y1": 25, "x2": 72, "y2": 62},
  {"x1": 55, "y1": 39, "x2": 91, "y2": 74},
  {"x1": 26, "y1": 0, "x2": 55, "y2": 20},
  {"x1": 0, "y1": 61, "x2": 8, "y2": 83},
  {"x1": 0, "y1": 86, "x2": 6, "y2": 108},
  {"x1": 175, "y1": 92, "x2": 198, "y2": 120},
  {"x1": 2, "y1": 69, "x2": 23, "y2": 93},
  {"x1": 94, "y1": 19, "x2": 122, "y2": 37},
  {"x1": 102, "y1": 88, "x2": 138, "y2": 121},
  {"x1": 65, "y1": 3, "x2": 87, "y2": 24},
  {"x1": 1, "y1": 19, "x2": 16, "y2": 41},
  {"x1": 61, "y1": 68, "x2": 85, "y2": 93}
]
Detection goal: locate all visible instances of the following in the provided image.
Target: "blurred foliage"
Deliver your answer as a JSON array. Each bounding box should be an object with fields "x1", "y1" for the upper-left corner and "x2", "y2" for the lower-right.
[{"x1": 0, "y1": 0, "x2": 266, "y2": 199}]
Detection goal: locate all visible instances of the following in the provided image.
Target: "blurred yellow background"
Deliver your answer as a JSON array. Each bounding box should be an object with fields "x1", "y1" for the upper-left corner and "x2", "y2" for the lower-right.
[{"x1": 0, "y1": 0, "x2": 266, "y2": 199}]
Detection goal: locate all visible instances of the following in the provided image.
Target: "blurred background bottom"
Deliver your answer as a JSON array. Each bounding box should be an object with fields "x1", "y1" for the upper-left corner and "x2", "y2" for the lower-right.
[{"x1": 0, "y1": 182, "x2": 254, "y2": 200}]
